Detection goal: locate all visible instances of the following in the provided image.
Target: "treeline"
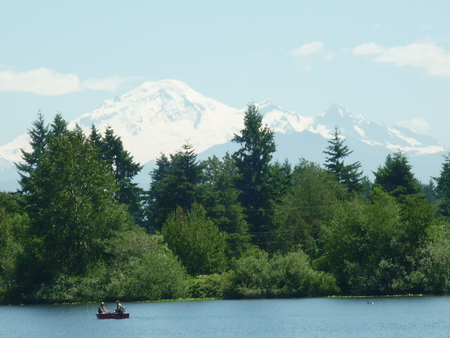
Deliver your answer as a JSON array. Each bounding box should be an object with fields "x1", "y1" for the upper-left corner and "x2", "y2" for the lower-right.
[{"x1": 1, "y1": 104, "x2": 450, "y2": 304}]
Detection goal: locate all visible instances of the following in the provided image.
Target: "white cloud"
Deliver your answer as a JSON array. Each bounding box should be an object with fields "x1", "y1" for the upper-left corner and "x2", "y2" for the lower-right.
[
  {"x1": 0, "y1": 68, "x2": 80, "y2": 95},
  {"x1": 289, "y1": 42, "x2": 325, "y2": 57},
  {"x1": 352, "y1": 42, "x2": 386, "y2": 55},
  {"x1": 352, "y1": 42, "x2": 450, "y2": 77},
  {"x1": 0, "y1": 67, "x2": 130, "y2": 95},
  {"x1": 288, "y1": 42, "x2": 334, "y2": 71},
  {"x1": 82, "y1": 77, "x2": 127, "y2": 92},
  {"x1": 396, "y1": 117, "x2": 431, "y2": 134}
]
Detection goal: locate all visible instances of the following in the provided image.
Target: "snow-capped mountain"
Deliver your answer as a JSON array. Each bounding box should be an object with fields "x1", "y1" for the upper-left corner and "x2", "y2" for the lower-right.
[
  {"x1": 0, "y1": 79, "x2": 446, "y2": 191},
  {"x1": 70, "y1": 79, "x2": 245, "y2": 165},
  {"x1": 259, "y1": 101, "x2": 445, "y2": 156}
]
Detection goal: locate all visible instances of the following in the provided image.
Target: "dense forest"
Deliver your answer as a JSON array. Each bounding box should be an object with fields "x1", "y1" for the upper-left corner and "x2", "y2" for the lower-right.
[{"x1": 1, "y1": 104, "x2": 450, "y2": 304}]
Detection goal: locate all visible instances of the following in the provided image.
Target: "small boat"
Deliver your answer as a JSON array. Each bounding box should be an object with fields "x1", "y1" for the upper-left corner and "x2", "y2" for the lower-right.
[{"x1": 96, "y1": 312, "x2": 130, "y2": 319}]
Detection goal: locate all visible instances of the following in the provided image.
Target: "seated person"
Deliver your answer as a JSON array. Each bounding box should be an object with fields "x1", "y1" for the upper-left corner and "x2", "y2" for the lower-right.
[
  {"x1": 98, "y1": 302, "x2": 110, "y2": 314},
  {"x1": 115, "y1": 300, "x2": 124, "y2": 314}
]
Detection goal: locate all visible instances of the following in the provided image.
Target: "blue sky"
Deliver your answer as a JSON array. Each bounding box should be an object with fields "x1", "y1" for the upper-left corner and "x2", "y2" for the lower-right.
[{"x1": 1, "y1": 0, "x2": 450, "y2": 147}]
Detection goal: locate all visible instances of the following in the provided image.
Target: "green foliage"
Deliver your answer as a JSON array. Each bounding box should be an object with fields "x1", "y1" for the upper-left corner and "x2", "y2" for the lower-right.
[
  {"x1": 272, "y1": 160, "x2": 346, "y2": 256},
  {"x1": 435, "y1": 153, "x2": 450, "y2": 217},
  {"x1": 186, "y1": 274, "x2": 226, "y2": 299},
  {"x1": 94, "y1": 126, "x2": 144, "y2": 224},
  {"x1": 148, "y1": 143, "x2": 205, "y2": 230},
  {"x1": 419, "y1": 179, "x2": 440, "y2": 210},
  {"x1": 16, "y1": 112, "x2": 49, "y2": 194},
  {"x1": 323, "y1": 127, "x2": 363, "y2": 193},
  {"x1": 226, "y1": 249, "x2": 339, "y2": 298},
  {"x1": 19, "y1": 127, "x2": 130, "y2": 289},
  {"x1": 201, "y1": 154, "x2": 251, "y2": 258},
  {"x1": 373, "y1": 151, "x2": 420, "y2": 200},
  {"x1": 232, "y1": 103, "x2": 277, "y2": 247},
  {"x1": 320, "y1": 188, "x2": 434, "y2": 295},
  {"x1": 5, "y1": 110, "x2": 449, "y2": 303},
  {"x1": 105, "y1": 232, "x2": 188, "y2": 301},
  {"x1": 162, "y1": 203, "x2": 228, "y2": 276},
  {"x1": 21, "y1": 231, "x2": 188, "y2": 303},
  {"x1": 417, "y1": 219, "x2": 450, "y2": 293},
  {"x1": 0, "y1": 208, "x2": 26, "y2": 291}
]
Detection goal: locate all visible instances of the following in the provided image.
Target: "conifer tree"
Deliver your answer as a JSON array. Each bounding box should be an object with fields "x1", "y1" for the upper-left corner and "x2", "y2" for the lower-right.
[
  {"x1": 373, "y1": 151, "x2": 420, "y2": 200},
  {"x1": 323, "y1": 127, "x2": 363, "y2": 193},
  {"x1": 201, "y1": 154, "x2": 251, "y2": 258},
  {"x1": 48, "y1": 113, "x2": 68, "y2": 139},
  {"x1": 435, "y1": 152, "x2": 450, "y2": 217},
  {"x1": 148, "y1": 142, "x2": 204, "y2": 230},
  {"x1": 91, "y1": 126, "x2": 143, "y2": 224},
  {"x1": 232, "y1": 103, "x2": 276, "y2": 247},
  {"x1": 16, "y1": 112, "x2": 49, "y2": 194},
  {"x1": 19, "y1": 127, "x2": 129, "y2": 287}
]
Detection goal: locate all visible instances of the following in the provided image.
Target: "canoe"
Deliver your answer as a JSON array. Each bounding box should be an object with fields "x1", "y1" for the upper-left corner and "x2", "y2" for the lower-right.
[{"x1": 96, "y1": 312, "x2": 130, "y2": 319}]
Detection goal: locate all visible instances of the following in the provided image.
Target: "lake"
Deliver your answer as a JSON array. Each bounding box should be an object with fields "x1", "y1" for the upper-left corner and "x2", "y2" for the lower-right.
[{"x1": 2, "y1": 297, "x2": 450, "y2": 337}]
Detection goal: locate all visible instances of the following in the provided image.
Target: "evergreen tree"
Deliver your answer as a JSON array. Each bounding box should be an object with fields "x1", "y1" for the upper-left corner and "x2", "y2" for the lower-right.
[
  {"x1": 146, "y1": 153, "x2": 171, "y2": 231},
  {"x1": 419, "y1": 179, "x2": 440, "y2": 209},
  {"x1": 16, "y1": 112, "x2": 49, "y2": 194},
  {"x1": 201, "y1": 154, "x2": 251, "y2": 258},
  {"x1": 19, "y1": 127, "x2": 129, "y2": 287},
  {"x1": 373, "y1": 151, "x2": 420, "y2": 201},
  {"x1": 435, "y1": 152, "x2": 450, "y2": 217},
  {"x1": 232, "y1": 103, "x2": 276, "y2": 247},
  {"x1": 89, "y1": 124, "x2": 103, "y2": 149},
  {"x1": 147, "y1": 142, "x2": 205, "y2": 230},
  {"x1": 99, "y1": 126, "x2": 143, "y2": 223},
  {"x1": 323, "y1": 127, "x2": 363, "y2": 193},
  {"x1": 48, "y1": 113, "x2": 68, "y2": 139}
]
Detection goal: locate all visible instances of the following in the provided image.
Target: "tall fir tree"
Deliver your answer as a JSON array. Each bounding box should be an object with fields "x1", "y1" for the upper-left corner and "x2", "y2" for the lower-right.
[
  {"x1": 232, "y1": 103, "x2": 276, "y2": 247},
  {"x1": 323, "y1": 127, "x2": 363, "y2": 193},
  {"x1": 92, "y1": 126, "x2": 143, "y2": 224},
  {"x1": 201, "y1": 154, "x2": 251, "y2": 258},
  {"x1": 373, "y1": 151, "x2": 420, "y2": 201},
  {"x1": 16, "y1": 112, "x2": 49, "y2": 194},
  {"x1": 435, "y1": 152, "x2": 450, "y2": 217},
  {"x1": 147, "y1": 142, "x2": 205, "y2": 231},
  {"x1": 48, "y1": 113, "x2": 68, "y2": 139}
]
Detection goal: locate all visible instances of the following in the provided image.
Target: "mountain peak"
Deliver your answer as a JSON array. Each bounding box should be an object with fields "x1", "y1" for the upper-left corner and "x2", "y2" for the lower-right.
[{"x1": 319, "y1": 103, "x2": 351, "y2": 118}]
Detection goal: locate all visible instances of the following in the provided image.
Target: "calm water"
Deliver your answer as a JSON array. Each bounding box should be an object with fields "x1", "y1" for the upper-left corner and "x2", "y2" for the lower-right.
[{"x1": 1, "y1": 297, "x2": 450, "y2": 337}]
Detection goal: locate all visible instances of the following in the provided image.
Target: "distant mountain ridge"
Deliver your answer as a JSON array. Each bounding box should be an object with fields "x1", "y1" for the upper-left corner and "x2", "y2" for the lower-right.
[{"x1": 0, "y1": 79, "x2": 446, "y2": 191}]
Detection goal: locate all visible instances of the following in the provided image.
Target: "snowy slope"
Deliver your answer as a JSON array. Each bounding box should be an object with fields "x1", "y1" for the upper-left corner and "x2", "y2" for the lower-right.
[{"x1": 71, "y1": 79, "x2": 244, "y2": 164}]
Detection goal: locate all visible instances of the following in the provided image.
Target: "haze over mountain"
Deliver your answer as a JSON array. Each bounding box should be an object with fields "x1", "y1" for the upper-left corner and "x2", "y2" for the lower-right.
[{"x1": 0, "y1": 80, "x2": 446, "y2": 191}]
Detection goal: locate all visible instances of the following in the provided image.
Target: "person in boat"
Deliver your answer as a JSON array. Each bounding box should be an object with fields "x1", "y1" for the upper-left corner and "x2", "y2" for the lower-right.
[
  {"x1": 115, "y1": 300, "x2": 124, "y2": 314},
  {"x1": 98, "y1": 302, "x2": 110, "y2": 314}
]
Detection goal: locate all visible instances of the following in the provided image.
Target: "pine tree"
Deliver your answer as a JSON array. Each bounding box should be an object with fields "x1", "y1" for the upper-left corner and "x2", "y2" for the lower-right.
[
  {"x1": 147, "y1": 142, "x2": 205, "y2": 230},
  {"x1": 96, "y1": 126, "x2": 143, "y2": 224},
  {"x1": 373, "y1": 151, "x2": 420, "y2": 201},
  {"x1": 232, "y1": 103, "x2": 276, "y2": 247},
  {"x1": 48, "y1": 113, "x2": 68, "y2": 139},
  {"x1": 16, "y1": 112, "x2": 49, "y2": 194},
  {"x1": 435, "y1": 153, "x2": 450, "y2": 217},
  {"x1": 323, "y1": 127, "x2": 363, "y2": 193},
  {"x1": 201, "y1": 154, "x2": 251, "y2": 258}
]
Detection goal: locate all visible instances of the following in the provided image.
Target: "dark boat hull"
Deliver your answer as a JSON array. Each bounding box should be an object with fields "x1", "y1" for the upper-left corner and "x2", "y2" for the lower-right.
[{"x1": 96, "y1": 313, "x2": 129, "y2": 319}]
